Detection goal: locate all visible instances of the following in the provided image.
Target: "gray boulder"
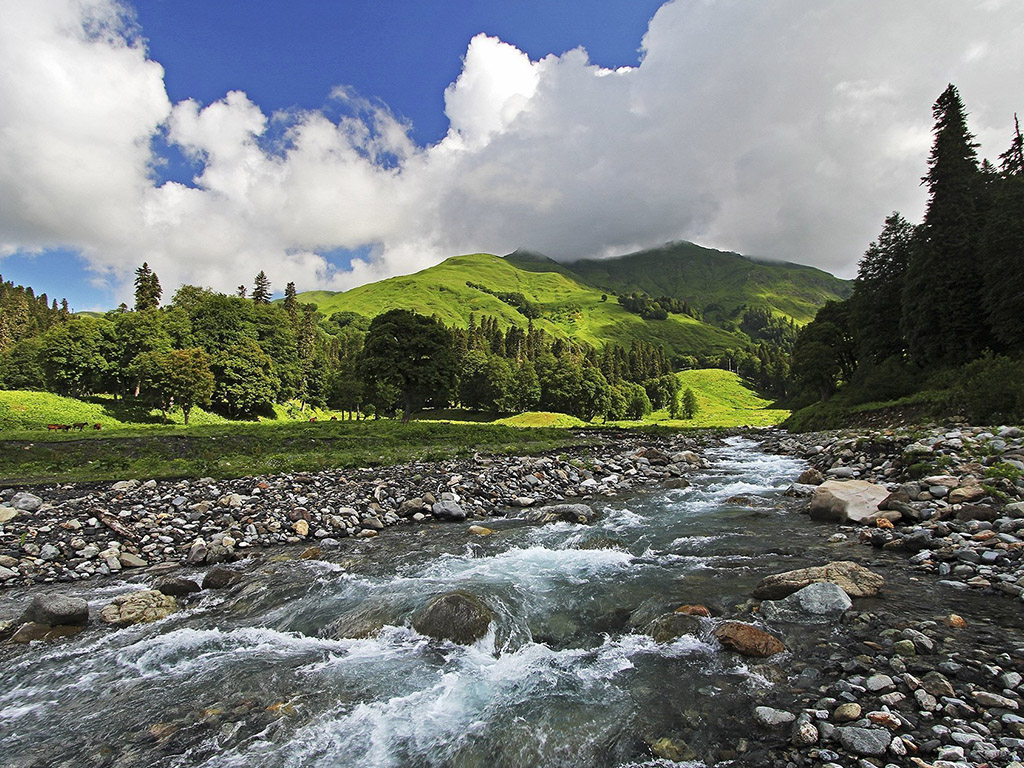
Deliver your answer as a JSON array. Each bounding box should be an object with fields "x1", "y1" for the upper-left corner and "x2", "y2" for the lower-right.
[
  {"x1": 432, "y1": 500, "x2": 467, "y2": 521},
  {"x1": 759, "y1": 582, "x2": 852, "y2": 624},
  {"x1": 412, "y1": 591, "x2": 494, "y2": 645},
  {"x1": 753, "y1": 561, "x2": 884, "y2": 600},
  {"x1": 11, "y1": 492, "x2": 43, "y2": 512},
  {"x1": 522, "y1": 503, "x2": 596, "y2": 525},
  {"x1": 836, "y1": 726, "x2": 891, "y2": 756},
  {"x1": 809, "y1": 480, "x2": 890, "y2": 524},
  {"x1": 20, "y1": 594, "x2": 89, "y2": 626}
]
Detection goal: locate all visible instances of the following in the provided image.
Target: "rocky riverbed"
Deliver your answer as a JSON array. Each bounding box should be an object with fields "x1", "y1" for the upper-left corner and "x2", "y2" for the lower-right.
[
  {"x1": 0, "y1": 433, "x2": 710, "y2": 589},
  {"x1": 2, "y1": 425, "x2": 1024, "y2": 768}
]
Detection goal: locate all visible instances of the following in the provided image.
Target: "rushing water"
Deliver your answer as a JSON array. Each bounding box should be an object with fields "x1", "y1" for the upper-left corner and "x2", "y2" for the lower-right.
[{"x1": 2, "y1": 438, "x2": 841, "y2": 768}]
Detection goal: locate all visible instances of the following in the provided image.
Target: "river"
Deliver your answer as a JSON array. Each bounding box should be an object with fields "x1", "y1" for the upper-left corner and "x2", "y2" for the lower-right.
[{"x1": 0, "y1": 436, "x2": 969, "y2": 768}]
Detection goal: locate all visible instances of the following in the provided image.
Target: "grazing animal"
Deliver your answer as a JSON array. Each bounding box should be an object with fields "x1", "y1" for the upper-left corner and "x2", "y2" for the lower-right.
[
  {"x1": 309, "y1": 416, "x2": 318, "y2": 422},
  {"x1": 94, "y1": 423, "x2": 102, "y2": 430},
  {"x1": 46, "y1": 424, "x2": 63, "y2": 431},
  {"x1": 71, "y1": 422, "x2": 87, "y2": 431},
  {"x1": 330, "y1": 416, "x2": 338, "y2": 421}
]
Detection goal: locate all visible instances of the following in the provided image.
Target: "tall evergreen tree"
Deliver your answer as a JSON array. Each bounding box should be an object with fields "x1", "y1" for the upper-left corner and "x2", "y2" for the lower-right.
[
  {"x1": 981, "y1": 116, "x2": 1024, "y2": 350},
  {"x1": 252, "y1": 271, "x2": 272, "y2": 305},
  {"x1": 283, "y1": 281, "x2": 298, "y2": 322},
  {"x1": 851, "y1": 212, "x2": 915, "y2": 363},
  {"x1": 901, "y1": 84, "x2": 987, "y2": 365},
  {"x1": 133, "y1": 262, "x2": 162, "y2": 311}
]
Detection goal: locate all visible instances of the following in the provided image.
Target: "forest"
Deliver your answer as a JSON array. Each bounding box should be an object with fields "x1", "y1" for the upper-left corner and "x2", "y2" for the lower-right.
[{"x1": 789, "y1": 84, "x2": 1024, "y2": 425}]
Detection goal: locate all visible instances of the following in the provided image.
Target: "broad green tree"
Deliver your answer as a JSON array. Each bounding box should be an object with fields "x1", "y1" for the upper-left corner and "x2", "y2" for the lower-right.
[
  {"x1": 39, "y1": 316, "x2": 110, "y2": 396},
  {"x1": 359, "y1": 309, "x2": 456, "y2": 420},
  {"x1": 136, "y1": 348, "x2": 215, "y2": 424},
  {"x1": 211, "y1": 338, "x2": 280, "y2": 417}
]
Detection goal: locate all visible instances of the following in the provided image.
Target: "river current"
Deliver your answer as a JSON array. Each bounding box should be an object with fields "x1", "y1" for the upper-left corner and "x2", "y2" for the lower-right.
[{"x1": 2, "y1": 437, "x2": 835, "y2": 768}]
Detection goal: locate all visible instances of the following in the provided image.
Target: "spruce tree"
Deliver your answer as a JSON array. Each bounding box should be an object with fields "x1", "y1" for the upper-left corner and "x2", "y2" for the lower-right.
[
  {"x1": 851, "y1": 212, "x2": 915, "y2": 363},
  {"x1": 981, "y1": 115, "x2": 1024, "y2": 350},
  {"x1": 901, "y1": 84, "x2": 987, "y2": 365},
  {"x1": 283, "y1": 281, "x2": 298, "y2": 322},
  {"x1": 134, "y1": 262, "x2": 162, "y2": 311},
  {"x1": 252, "y1": 271, "x2": 272, "y2": 304}
]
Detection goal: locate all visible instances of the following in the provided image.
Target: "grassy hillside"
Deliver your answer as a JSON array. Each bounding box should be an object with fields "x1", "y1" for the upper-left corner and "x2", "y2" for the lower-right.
[
  {"x1": 301, "y1": 252, "x2": 744, "y2": 358},
  {"x1": 534, "y1": 241, "x2": 851, "y2": 325},
  {"x1": 0, "y1": 391, "x2": 342, "y2": 432},
  {"x1": 668, "y1": 369, "x2": 788, "y2": 428}
]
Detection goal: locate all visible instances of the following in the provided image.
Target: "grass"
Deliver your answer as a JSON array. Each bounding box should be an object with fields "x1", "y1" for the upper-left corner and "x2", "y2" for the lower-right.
[
  {"x1": 0, "y1": 390, "x2": 339, "y2": 431},
  {"x1": 300, "y1": 252, "x2": 750, "y2": 358},
  {"x1": 0, "y1": 370, "x2": 783, "y2": 483},
  {"x1": 599, "y1": 369, "x2": 788, "y2": 429},
  {"x1": 0, "y1": 419, "x2": 589, "y2": 485}
]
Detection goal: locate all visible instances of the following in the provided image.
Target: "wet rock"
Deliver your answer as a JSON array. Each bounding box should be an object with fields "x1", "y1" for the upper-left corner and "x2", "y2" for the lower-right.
[
  {"x1": 759, "y1": 582, "x2": 852, "y2": 624},
  {"x1": 644, "y1": 612, "x2": 704, "y2": 643},
  {"x1": 809, "y1": 480, "x2": 891, "y2": 524},
  {"x1": 202, "y1": 566, "x2": 245, "y2": 590},
  {"x1": 649, "y1": 737, "x2": 697, "y2": 762},
  {"x1": 714, "y1": 622, "x2": 785, "y2": 657},
  {"x1": 320, "y1": 601, "x2": 395, "y2": 640},
  {"x1": 412, "y1": 591, "x2": 494, "y2": 645},
  {"x1": 754, "y1": 706, "x2": 796, "y2": 729},
  {"x1": 522, "y1": 503, "x2": 595, "y2": 525},
  {"x1": 468, "y1": 525, "x2": 493, "y2": 536},
  {"x1": 100, "y1": 590, "x2": 178, "y2": 626},
  {"x1": 753, "y1": 561, "x2": 885, "y2": 600},
  {"x1": 20, "y1": 594, "x2": 89, "y2": 626},
  {"x1": 10, "y1": 622, "x2": 85, "y2": 643},
  {"x1": 152, "y1": 577, "x2": 201, "y2": 597}
]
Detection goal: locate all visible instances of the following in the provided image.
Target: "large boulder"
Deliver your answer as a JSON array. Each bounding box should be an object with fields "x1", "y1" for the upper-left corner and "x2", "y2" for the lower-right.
[
  {"x1": 20, "y1": 594, "x2": 89, "y2": 626},
  {"x1": 759, "y1": 582, "x2": 852, "y2": 624},
  {"x1": 809, "y1": 480, "x2": 890, "y2": 524},
  {"x1": 521, "y1": 504, "x2": 596, "y2": 525},
  {"x1": 714, "y1": 622, "x2": 785, "y2": 657},
  {"x1": 100, "y1": 590, "x2": 178, "y2": 626},
  {"x1": 431, "y1": 501, "x2": 467, "y2": 521},
  {"x1": 753, "y1": 561, "x2": 884, "y2": 600},
  {"x1": 412, "y1": 591, "x2": 494, "y2": 645}
]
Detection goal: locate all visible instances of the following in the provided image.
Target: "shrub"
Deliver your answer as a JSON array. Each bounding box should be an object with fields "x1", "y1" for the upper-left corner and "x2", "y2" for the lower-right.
[{"x1": 951, "y1": 352, "x2": 1024, "y2": 425}]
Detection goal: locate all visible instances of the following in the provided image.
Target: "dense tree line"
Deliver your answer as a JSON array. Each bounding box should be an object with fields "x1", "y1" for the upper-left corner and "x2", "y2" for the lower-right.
[
  {"x1": 617, "y1": 292, "x2": 698, "y2": 321},
  {"x1": 791, "y1": 85, "x2": 1024, "y2": 418},
  {"x1": 0, "y1": 276, "x2": 68, "y2": 355}
]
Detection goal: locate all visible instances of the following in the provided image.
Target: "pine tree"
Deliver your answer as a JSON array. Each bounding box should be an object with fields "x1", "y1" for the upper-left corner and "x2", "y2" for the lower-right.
[
  {"x1": 252, "y1": 271, "x2": 272, "y2": 305},
  {"x1": 134, "y1": 262, "x2": 162, "y2": 311},
  {"x1": 237, "y1": 285, "x2": 247, "y2": 298},
  {"x1": 901, "y1": 84, "x2": 987, "y2": 365}
]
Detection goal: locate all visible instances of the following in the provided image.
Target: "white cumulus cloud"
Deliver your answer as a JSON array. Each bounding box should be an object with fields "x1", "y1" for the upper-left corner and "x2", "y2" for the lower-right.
[{"x1": 1, "y1": 0, "x2": 1022, "y2": 304}]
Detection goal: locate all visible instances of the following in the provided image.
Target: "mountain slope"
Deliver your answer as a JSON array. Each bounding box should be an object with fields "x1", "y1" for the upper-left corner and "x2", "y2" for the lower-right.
[
  {"x1": 518, "y1": 241, "x2": 851, "y2": 325},
  {"x1": 299, "y1": 243, "x2": 851, "y2": 357}
]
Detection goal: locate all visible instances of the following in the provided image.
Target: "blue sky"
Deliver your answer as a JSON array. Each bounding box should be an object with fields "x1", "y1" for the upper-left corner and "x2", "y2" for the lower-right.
[{"x1": 1, "y1": 0, "x2": 1021, "y2": 312}]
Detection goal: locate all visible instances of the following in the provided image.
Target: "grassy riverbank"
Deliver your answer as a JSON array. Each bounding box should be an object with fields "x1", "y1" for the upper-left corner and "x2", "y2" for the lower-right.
[{"x1": 0, "y1": 420, "x2": 590, "y2": 485}]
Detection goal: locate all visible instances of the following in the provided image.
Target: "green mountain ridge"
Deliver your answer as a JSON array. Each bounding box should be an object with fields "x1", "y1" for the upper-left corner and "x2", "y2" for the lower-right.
[{"x1": 299, "y1": 241, "x2": 851, "y2": 358}]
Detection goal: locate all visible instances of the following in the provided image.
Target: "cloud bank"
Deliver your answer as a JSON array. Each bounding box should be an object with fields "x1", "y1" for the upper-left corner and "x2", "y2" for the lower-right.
[{"x1": 1, "y1": 0, "x2": 1022, "y2": 302}]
